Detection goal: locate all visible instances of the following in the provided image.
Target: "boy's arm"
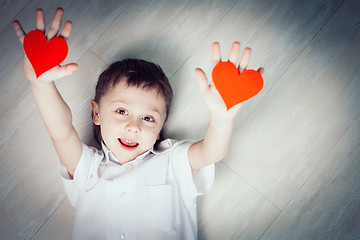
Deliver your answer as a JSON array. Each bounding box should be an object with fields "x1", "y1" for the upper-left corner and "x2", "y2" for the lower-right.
[
  {"x1": 31, "y1": 81, "x2": 82, "y2": 177},
  {"x1": 188, "y1": 42, "x2": 264, "y2": 170},
  {"x1": 188, "y1": 115, "x2": 234, "y2": 170},
  {"x1": 13, "y1": 8, "x2": 81, "y2": 177}
]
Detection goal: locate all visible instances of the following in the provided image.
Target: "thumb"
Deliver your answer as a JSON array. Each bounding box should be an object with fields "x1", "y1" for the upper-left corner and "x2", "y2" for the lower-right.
[
  {"x1": 58, "y1": 63, "x2": 78, "y2": 77},
  {"x1": 38, "y1": 63, "x2": 78, "y2": 82},
  {"x1": 195, "y1": 68, "x2": 209, "y2": 95}
]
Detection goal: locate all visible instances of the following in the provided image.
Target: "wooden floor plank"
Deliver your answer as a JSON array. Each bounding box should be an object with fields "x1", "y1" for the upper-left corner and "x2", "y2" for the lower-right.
[
  {"x1": 0, "y1": 0, "x2": 134, "y2": 148},
  {"x1": 0, "y1": 0, "x2": 29, "y2": 32},
  {"x1": 0, "y1": 114, "x2": 67, "y2": 239},
  {"x1": 0, "y1": 50, "x2": 105, "y2": 239},
  {"x1": 1, "y1": 0, "x2": 359, "y2": 239},
  {"x1": 31, "y1": 198, "x2": 74, "y2": 240},
  {"x1": 197, "y1": 163, "x2": 280, "y2": 240},
  {"x1": 260, "y1": 115, "x2": 360, "y2": 239},
  {"x1": 90, "y1": 0, "x2": 238, "y2": 77},
  {"x1": 225, "y1": 0, "x2": 360, "y2": 209},
  {"x1": 163, "y1": 0, "x2": 343, "y2": 141}
]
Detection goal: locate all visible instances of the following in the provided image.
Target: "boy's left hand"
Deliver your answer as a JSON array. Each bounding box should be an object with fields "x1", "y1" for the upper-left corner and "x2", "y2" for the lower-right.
[{"x1": 195, "y1": 42, "x2": 264, "y2": 120}]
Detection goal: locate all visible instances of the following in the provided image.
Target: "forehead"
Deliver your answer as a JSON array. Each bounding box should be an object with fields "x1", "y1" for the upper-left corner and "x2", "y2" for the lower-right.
[{"x1": 101, "y1": 80, "x2": 166, "y2": 113}]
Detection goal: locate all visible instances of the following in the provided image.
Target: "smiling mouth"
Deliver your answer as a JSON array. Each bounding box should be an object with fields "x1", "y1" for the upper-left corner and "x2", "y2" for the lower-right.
[{"x1": 118, "y1": 138, "x2": 139, "y2": 149}]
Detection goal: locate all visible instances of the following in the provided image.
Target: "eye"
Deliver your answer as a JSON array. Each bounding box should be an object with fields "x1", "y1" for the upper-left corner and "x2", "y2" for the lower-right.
[
  {"x1": 142, "y1": 116, "x2": 155, "y2": 122},
  {"x1": 116, "y1": 109, "x2": 128, "y2": 115}
]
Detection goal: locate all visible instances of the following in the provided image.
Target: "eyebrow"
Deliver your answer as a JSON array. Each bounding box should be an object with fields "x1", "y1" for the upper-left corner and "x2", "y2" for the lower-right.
[{"x1": 111, "y1": 100, "x2": 162, "y2": 117}]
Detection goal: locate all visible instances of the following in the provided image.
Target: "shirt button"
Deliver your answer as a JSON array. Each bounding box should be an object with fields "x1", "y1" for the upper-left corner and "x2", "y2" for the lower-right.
[
  {"x1": 120, "y1": 232, "x2": 127, "y2": 239},
  {"x1": 121, "y1": 192, "x2": 127, "y2": 199}
]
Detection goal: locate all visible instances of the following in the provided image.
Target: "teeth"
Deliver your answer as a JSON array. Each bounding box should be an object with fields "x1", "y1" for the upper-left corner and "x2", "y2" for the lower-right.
[{"x1": 119, "y1": 138, "x2": 138, "y2": 146}]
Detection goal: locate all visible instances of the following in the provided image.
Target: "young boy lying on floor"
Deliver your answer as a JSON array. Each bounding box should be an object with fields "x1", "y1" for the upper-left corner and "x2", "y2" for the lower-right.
[{"x1": 13, "y1": 7, "x2": 264, "y2": 240}]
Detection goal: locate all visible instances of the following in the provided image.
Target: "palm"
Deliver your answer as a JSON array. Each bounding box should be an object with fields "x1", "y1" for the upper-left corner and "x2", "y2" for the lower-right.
[
  {"x1": 13, "y1": 8, "x2": 77, "y2": 83},
  {"x1": 195, "y1": 42, "x2": 264, "y2": 119},
  {"x1": 196, "y1": 73, "x2": 241, "y2": 117},
  {"x1": 23, "y1": 54, "x2": 63, "y2": 82}
]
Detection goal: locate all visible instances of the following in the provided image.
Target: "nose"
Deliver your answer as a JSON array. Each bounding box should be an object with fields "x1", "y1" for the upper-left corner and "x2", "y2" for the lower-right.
[{"x1": 125, "y1": 118, "x2": 140, "y2": 133}]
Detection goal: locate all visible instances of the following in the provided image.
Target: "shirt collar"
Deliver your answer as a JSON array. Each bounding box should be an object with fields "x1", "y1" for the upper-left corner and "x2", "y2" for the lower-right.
[{"x1": 101, "y1": 141, "x2": 157, "y2": 166}]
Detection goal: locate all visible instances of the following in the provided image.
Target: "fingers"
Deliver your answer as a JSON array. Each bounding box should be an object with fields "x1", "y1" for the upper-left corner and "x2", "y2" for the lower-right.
[
  {"x1": 195, "y1": 68, "x2": 209, "y2": 95},
  {"x1": 212, "y1": 42, "x2": 221, "y2": 67},
  {"x1": 228, "y1": 41, "x2": 240, "y2": 64},
  {"x1": 59, "y1": 21, "x2": 72, "y2": 40},
  {"x1": 258, "y1": 67, "x2": 265, "y2": 75},
  {"x1": 12, "y1": 20, "x2": 26, "y2": 44},
  {"x1": 213, "y1": 42, "x2": 252, "y2": 72},
  {"x1": 47, "y1": 7, "x2": 64, "y2": 39},
  {"x1": 213, "y1": 42, "x2": 263, "y2": 76},
  {"x1": 59, "y1": 63, "x2": 78, "y2": 76},
  {"x1": 14, "y1": 7, "x2": 70, "y2": 44},
  {"x1": 239, "y1": 47, "x2": 251, "y2": 73},
  {"x1": 37, "y1": 63, "x2": 78, "y2": 82},
  {"x1": 36, "y1": 9, "x2": 45, "y2": 32}
]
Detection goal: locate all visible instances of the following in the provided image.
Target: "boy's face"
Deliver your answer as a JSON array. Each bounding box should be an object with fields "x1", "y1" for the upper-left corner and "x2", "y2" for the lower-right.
[{"x1": 91, "y1": 79, "x2": 167, "y2": 164}]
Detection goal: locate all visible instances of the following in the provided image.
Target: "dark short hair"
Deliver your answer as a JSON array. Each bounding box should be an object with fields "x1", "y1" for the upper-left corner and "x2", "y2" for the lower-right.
[{"x1": 93, "y1": 59, "x2": 173, "y2": 145}]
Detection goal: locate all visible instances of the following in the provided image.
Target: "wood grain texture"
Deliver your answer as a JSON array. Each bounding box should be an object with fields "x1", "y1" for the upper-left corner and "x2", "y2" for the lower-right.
[
  {"x1": 31, "y1": 198, "x2": 74, "y2": 240},
  {"x1": 163, "y1": 0, "x2": 343, "y2": 140},
  {"x1": 90, "y1": 0, "x2": 238, "y2": 76},
  {"x1": 0, "y1": 0, "x2": 359, "y2": 239},
  {"x1": 261, "y1": 115, "x2": 360, "y2": 240},
  {"x1": 197, "y1": 163, "x2": 280, "y2": 240},
  {"x1": 0, "y1": 51, "x2": 105, "y2": 239},
  {"x1": 0, "y1": 111, "x2": 66, "y2": 239},
  {"x1": 0, "y1": 0, "x2": 28, "y2": 32},
  {"x1": 0, "y1": 0, "x2": 134, "y2": 148},
  {"x1": 225, "y1": 0, "x2": 360, "y2": 210}
]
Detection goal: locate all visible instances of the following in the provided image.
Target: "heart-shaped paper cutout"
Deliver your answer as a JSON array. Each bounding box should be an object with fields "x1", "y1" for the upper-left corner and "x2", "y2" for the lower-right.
[
  {"x1": 23, "y1": 30, "x2": 68, "y2": 78},
  {"x1": 212, "y1": 61, "x2": 263, "y2": 110}
]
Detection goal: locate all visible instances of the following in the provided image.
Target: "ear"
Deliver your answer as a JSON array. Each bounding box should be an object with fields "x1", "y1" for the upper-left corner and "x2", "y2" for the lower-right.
[{"x1": 91, "y1": 99, "x2": 101, "y2": 125}]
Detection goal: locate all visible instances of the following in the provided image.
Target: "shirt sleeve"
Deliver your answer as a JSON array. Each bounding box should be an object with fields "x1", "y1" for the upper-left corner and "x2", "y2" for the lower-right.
[
  {"x1": 59, "y1": 143, "x2": 102, "y2": 208},
  {"x1": 170, "y1": 140, "x2": 215, "y2": 199}
]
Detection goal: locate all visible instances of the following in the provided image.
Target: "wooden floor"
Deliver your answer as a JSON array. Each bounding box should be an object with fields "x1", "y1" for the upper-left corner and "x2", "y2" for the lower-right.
[{"x1": 1, "y1": 0, "x2": 359, "y2": 239}]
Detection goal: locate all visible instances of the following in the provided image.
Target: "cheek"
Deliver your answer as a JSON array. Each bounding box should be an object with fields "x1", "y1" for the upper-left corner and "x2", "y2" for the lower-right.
[
  {"x1": 99, "y1": 117, "x2": 118, "y2": 137},
  {"x1": 142, "y1": 125, "x2": 162, "y2": 141}
]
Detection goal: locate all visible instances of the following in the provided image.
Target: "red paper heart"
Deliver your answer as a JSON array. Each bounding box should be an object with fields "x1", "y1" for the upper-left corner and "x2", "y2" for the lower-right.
[
  {"x1": 212, "y1": 61, "x2": 263, "y2": 110},
  {"x1": 23, "y1": 30, "x2": 68, "y2": 78}
]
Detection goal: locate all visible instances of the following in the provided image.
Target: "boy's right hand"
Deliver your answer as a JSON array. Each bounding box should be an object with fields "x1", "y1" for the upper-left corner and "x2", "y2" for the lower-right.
[{"x1": 13, "y1": 8, "x2": 78, "y2": 83}]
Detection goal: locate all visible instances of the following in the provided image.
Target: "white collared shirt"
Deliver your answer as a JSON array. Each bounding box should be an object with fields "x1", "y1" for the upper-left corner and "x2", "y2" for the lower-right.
[{"x1": 60, "y1": 139, "x2": 214, "y2": 240}]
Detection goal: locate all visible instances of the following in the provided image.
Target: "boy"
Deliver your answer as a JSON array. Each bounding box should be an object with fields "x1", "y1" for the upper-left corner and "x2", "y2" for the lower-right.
[{"x1": 13, "y1": 8, "x2": 263, "y2": 240}]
